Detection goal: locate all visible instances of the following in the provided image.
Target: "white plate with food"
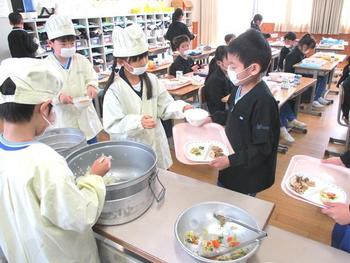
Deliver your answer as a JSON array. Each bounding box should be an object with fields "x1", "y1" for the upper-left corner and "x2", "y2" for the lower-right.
[
  {"x1": 286, "y1": 173, "x2": 346, "y2": 207},
  {"x1": 184, "y1": 141, "x2": 229, "y2": 163},
  {"x1": 159, "y1": 78, "x2": 191, "y2": 90}
]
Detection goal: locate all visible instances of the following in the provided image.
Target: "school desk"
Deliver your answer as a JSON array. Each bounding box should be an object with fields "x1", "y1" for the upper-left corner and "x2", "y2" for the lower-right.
[
  {"x1": 167, "y1": 82, "x2": 203, "y2": 101},
  {"x1": 270, "y1": 48, "x2": 281, "y2": 72},
  {"x1": 148, "y1": 45, "x2": 170, "y2": 57},
  {"x1": 173, "y1": 48, "x2": 216, "y2": 64},
  {"x1": 293, "y1": 53, "x2": 347, "y2": 104},
  {"x1": 146, "y1": 63, "x2": 171, "y2": 76},
  {"x1": 269, "y1": 40, "x2": 284, "y2": 50},
  {"x1": 315, "y1": 44, "x2": 345, "y2": 53}
]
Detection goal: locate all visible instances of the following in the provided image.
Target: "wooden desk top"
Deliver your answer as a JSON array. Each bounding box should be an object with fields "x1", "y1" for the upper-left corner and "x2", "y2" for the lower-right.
[
  {"x1": 316, "y1": 44, "x2": 345, "y2": 52},
  {"x1": 168, "y1": 83, "x2": 203, "y2": 97},
  {"x1": 146, "y1": 63, "x2": 171, "y2": 74},
  {"x1": 148, "y1": 46, "x2": 169, "y2": 56},
  {"x1": 221, "y1": 77, "x2": 316, "y2": 107},
  {"x1": 293, "y1": 53, "x2": 347, "y2": 72}
]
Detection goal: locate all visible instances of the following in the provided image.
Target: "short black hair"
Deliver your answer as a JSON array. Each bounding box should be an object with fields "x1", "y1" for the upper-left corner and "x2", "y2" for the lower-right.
[
  {"x1": 51, "y1": 35, "x2": 76, "y2": 42},
  {"x1": 253, "y1": 14, "x2": 263, "y2": 23},
  {"x1": 224, "y1": 34, "x2": 236, "y2": 44},
  {"x1": 227, "y1": 29, "x2": 272, "y2": 73},
  {"x1": 172, "y1": 8, "x2": 184, "y2": 22},
  {"x1": 8, "y1": 12, "x2": 23, "y2": 25},
  {"x1": 0, "y1": 103, "x2": 35, "y2": 123},
  {"x1": 298, "y1": 33, "x2": 316, "y2": 49},
  {"x1": 173, "y1": 34, "x2": 190, "y2": 50},
  {"x1": 284, "y1": 32, "x2": 297, "y2": 41}
]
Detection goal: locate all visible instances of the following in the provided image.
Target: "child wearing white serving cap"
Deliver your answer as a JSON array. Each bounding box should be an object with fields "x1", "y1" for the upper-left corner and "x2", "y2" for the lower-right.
[
  {"x1": 103, "y1": 24, "x2": 192, "y2": 169},
  {"x1": 0, "y1": 58, "x2": 111, "y2": 262},
  {"x1": 44, "y1": 15, "x2": 102, "y2": 144}
]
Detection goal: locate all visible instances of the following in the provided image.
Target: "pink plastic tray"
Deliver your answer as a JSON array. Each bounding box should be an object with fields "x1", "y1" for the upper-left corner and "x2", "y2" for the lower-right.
[
  {"x1": 281, "y1": 155, "x2": 350, "y2": 207},
  {"x1": 172, "y1": 123, "x2": 234, "y2": 165}
]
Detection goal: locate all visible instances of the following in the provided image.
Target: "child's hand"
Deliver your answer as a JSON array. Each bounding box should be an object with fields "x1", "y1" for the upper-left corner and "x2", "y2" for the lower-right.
[
  {"x1": 191, "y1": 65, "x2": 200, "y2": 72},
  {"x1": 141, "y1": 115, "x2": 156, "y2": 129},
  {"x1": 209, "y1": 156, "x2": 230, "y2": 170},
  {"x1": 59, "y1": 93, "x2": 73, "y2": 104},
  {"x1": 183, "y1": 105, "x2": 193, "y2": 112},
  {"x1": 321, "y1": 202, "x2": 350, "y2": 225},
  {"x1": 321, "y1": 157, "x2": 344, "y2": 167},
  {"x1": 91, "y1": 156, "x2": 112, "y2": 177},
  {"x1": 87, "y1": 85, "x2": 98, "y2": 99}
]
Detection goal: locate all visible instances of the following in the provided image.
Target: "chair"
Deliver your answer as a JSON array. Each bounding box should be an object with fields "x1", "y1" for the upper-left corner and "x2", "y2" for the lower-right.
[{"x1": 325, "y1": 84, "x2": 350, "y2": 156}]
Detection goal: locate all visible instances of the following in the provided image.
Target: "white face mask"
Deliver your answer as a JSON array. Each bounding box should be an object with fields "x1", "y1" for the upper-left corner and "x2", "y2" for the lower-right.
[
  {"x1": 130, "y1": 65, "x2": 147, "y2": 76},
  {"x1": 227, "y1": 65, "x2": 253, "y2": 86},
  {"x1": 183, "y1": 50, "x2": 192, "y2": 56},
  {"x1": 60, "y1": 47, "x2": 76, "y2": 58}
]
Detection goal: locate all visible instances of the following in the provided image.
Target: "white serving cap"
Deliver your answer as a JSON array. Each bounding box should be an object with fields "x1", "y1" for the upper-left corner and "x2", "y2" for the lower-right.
[{"x1": 45, "y1": 15, "x2": 76, "y2": 40}]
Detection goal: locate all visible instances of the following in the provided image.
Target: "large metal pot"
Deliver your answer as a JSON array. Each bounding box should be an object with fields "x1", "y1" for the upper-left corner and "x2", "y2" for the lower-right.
[
  {"x1": 36, "y1": 128, "x2": 86, "y2": 157},
  {"x1": 66, "y1": 141, "x2": 165, "y2": 225},
  {"x1": 175, "y1": 202, "x2": 261, "y2": 263}
]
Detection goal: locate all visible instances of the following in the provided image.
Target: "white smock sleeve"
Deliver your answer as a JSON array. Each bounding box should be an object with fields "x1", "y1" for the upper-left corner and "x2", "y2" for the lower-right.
[
  {"x1": 156, "y1": 78, "x2": 188, "y2": 120},
  {"x1": 103, "y1": 86, "x2": 144, "y2": 135},
  {"x1": 82, "y1": 57, "x2": 98, "y2": 89},
  {"x1": 36, "y1": 157, "x2": 106, "y2": 233}
]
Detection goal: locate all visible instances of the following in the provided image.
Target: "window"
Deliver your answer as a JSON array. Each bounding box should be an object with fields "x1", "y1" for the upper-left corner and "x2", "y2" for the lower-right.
[
  {"x1": 340, "y1": 0, "x2": 350, "y2": 33},
  {"x1": 256, "y1": 0, "x2": 313, "y2": 32}
]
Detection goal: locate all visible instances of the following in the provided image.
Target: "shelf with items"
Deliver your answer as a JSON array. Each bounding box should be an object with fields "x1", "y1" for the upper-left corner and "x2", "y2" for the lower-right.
[{"x1": 23, "y1": 12, "x2": 173, "y2": 72}]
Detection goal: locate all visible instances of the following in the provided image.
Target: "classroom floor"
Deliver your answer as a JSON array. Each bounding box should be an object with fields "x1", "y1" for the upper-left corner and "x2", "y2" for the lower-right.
[{"x1": 169, "y1": 87, "x2": 347, "y2": 246}]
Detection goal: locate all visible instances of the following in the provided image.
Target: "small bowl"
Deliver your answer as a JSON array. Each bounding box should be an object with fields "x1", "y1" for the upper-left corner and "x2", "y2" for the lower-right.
[
  {"x1": 184, "y1": 108, "x2": 209, "y2": 127},
  {"x1": 73, "y1": 96, "x2": 91, "y2": 110}
]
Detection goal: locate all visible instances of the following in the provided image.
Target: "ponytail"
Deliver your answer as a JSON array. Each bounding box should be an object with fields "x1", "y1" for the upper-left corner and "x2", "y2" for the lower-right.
[{"x1": 103, "y1": 58, "x2": 117, "y2": 98}]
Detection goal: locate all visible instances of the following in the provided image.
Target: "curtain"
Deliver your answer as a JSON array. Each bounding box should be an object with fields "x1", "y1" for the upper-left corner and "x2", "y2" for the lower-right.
[
  {"x1": 340, "y1": 0, "x2": 350, "y2": 33},
  {"x1": 199, "y1": 0, "x2": 218, "y2": 45},
  {"x1": 310, "y1": 0, "x2": 344, "y2": 34},
  {"x1": 257, "y1": 0, "x2": 313, "y2": 32}
]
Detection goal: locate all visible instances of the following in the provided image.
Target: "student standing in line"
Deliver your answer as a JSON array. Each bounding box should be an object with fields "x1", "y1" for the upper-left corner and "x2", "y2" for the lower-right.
[
  {"x1": 7, "y1": 12, "x2": 38, "y2": 58},
  {"x1": 203, "y1": 45, "x2": 235, "y2": 114},
  {"x1": 169, "y1": 34, "x2": 199, "y2": 77},
  {"x1": 250, "y1": 14, "x2": 271, "y2": 39},
  {"x1": 284, "y1": 33, "x2": 329, "y2": 108},
  {"x1": 0, "y1": 58, "x2": 110, "y2": 263},
  {"x1": 44, "y1": 15, "x2": 103, "y2": 144},
  {"x1": 165, "y1": 8, "x2": 194, "y2": 51},
  {"x1": 322, "y1": 153, "x2": 350, "y2": 253},
  {"x1": 224, "y1": 34, "x2": 236, "y2": 45},
  {"x1": 103, "y1": 24, "x2": 191, "y2": 170},
  {"x1": 205, "y1": 29, "x2": 280, "y2": 195}
]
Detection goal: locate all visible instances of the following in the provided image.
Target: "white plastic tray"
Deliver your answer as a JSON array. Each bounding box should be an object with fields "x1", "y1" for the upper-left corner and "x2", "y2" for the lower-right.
[{"x1": 281, "y1": 155, "x2": 350, "y2": 208}]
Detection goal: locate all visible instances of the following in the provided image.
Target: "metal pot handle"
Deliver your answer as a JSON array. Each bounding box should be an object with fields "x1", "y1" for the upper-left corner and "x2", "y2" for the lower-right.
[{"x1": 149, "y1": 171, "x2": 166, "y2": 202}]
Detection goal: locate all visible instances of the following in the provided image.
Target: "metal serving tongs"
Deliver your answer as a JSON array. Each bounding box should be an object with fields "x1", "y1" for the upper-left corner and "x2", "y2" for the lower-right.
[{"x1": 202, "y1": 212, "x2": 268, "y2": 259}]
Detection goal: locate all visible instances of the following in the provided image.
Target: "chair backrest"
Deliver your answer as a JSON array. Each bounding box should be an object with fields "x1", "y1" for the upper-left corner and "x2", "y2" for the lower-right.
[{"x1": 198, "y1": 84, "x2": 208, "y2": 110}]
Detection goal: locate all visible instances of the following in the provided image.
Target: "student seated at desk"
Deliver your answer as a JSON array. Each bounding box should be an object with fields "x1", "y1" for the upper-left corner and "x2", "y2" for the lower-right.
[
  {"x1": 203, "y1": 45, "x2": 234, "y2": 114},
  {"x1": 224, "y1": 34, "x2": 236, "y2": 45},
  {"x1": 169, "y1": 34, "x2": 199, "y2": 77},
  {"x1": 206, "y1": 29, "x2": 280, "y2": 195},
  {"x1": 278, "y1": 32, "x2": 297, "y2": 71},
  {"x1": 284, "y1": 33, "x2": 328, "y2": 108},
  {"x1": 279, "y1": 102, "x2": 307, "y2": 143},
  {"x1": 337, "y1": 57, "x2": 350, "y2": 122},
  {"x1": 322, "y1": 153, "x2": 350, "y2": 253}
]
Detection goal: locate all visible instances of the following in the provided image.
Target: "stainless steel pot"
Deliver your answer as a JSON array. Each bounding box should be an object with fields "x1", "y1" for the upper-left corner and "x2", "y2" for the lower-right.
[
  {"x1": 36, "y1": 128, "x2": 86, "y2": 157},
  {"x1": 66, "y1": 141, "x2": 165, "y2": 225},
  {"x1": 175, "y1": 202, "x2": 261, "y2": 263}
]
